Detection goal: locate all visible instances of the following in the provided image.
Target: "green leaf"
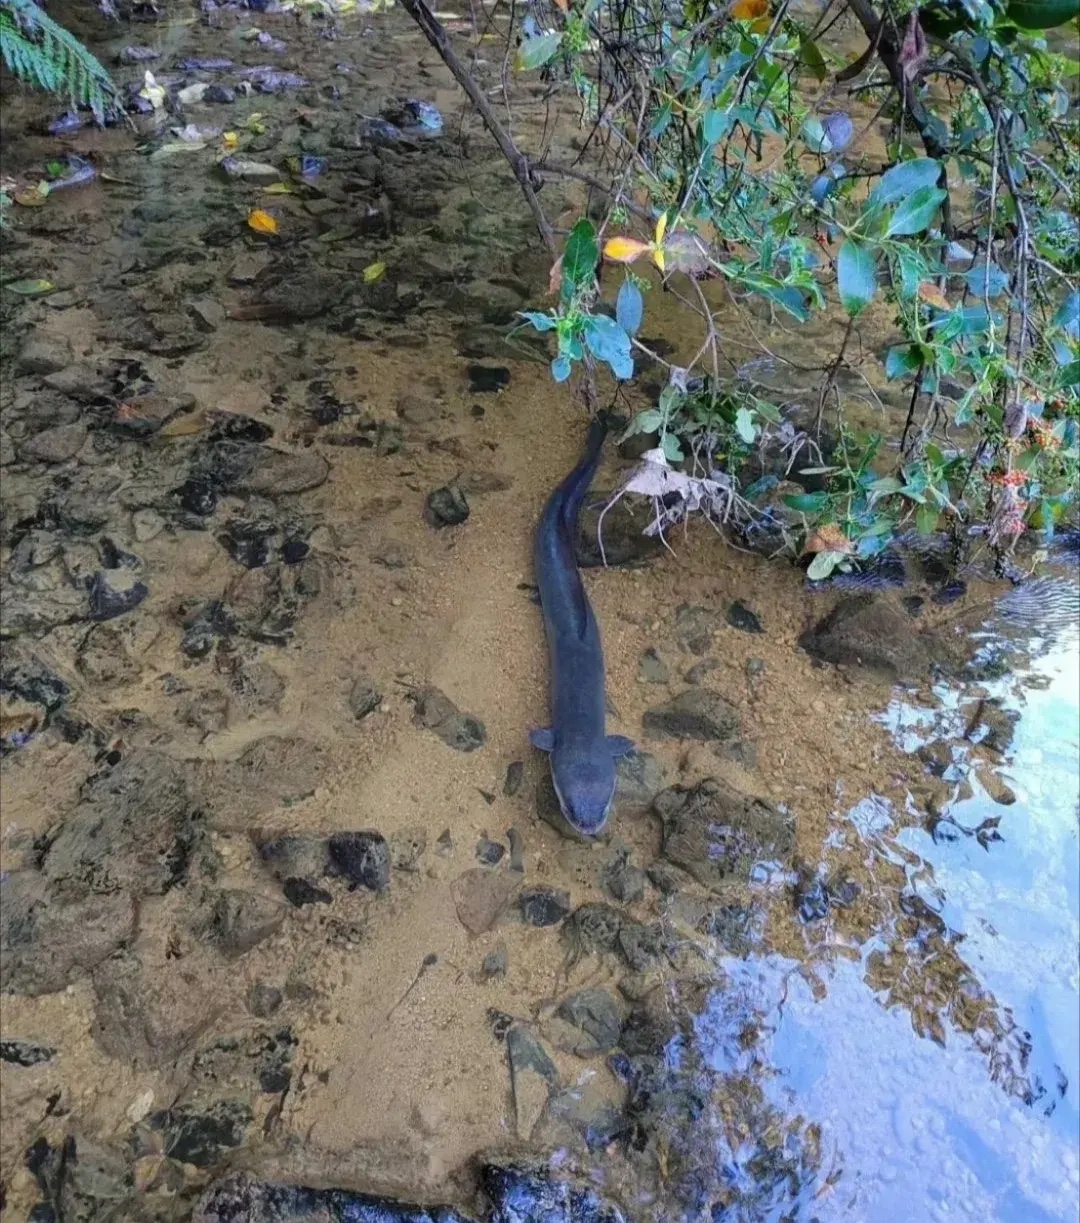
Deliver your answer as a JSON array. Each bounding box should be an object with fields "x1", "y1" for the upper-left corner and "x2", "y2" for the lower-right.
[
  {"x1": 1058, "y1": 359, "x2": 1080, "y2": 390},
  {"x1": 867, "y1": 476, "x2": 905, "y2": 494},
  {"x1": 516, "y1": 32, "x2": 562, "y2": 71},
  {"x1": 627, "y1": 409, "x2": 663, "y2": 435},
  {"x1": 885, "y1": 185, "x2": 947, "y2": 237},
  {"x1": 2, "y1": 277, "x2": 55, "y2": 296},
  {"x1": 562, "y1": 218, "x2": 598, "y2": 300},
  {"x1": 584, "y1": 315, "x2": 633, "y2": 380},
  {"x1": 798, "y1": 32, "x2": 828, "y2": 80},
  {"x1": 782, "y1": 491, "x2": 829, "y2": 513},
  {"x1": 872, "y1": 157, "x2": 942, "y2": 205},
  {"x1": 519, "y1": 311, "x2": 557, "y2": 332},
  {"x1": 551, "y1": 354, "x2": 572, "y2": 382},
  {"x1": 661, "y1": 433, "x2": 684, "y2": 462},
  {"x1": 893, "y1": 247, "x2": 928, "y2": 299},
  {"x1": 806, "y1": 550, "x2": 847, "y2": 580},
  {"x1": 1054, "y1": 288, "x2": 1080, "y2": 340},
  {"x1": 837, "y1": 239, "x2": 877, "y2": 316},
  {"x1": 884, "y1": 344, "x2": 922, "y2": 380},
  {"x1": 702, "y1": 107, "x2": 732, "y2": 144},
  {"x1": 963, "y1": 262, "x2": 1010, "y2": 298},
  {"x1": 734, "y1": 407, "x2": 757, "y2": 443},
  {"x1": 915, "y1": 504, "x2": 940, "y2": 534},
  {"x1": 615, "y1": 279, "x2": 644, "y2": 336}
]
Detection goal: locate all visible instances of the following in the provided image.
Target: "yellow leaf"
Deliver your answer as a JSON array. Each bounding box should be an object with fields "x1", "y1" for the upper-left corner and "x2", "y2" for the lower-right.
[
  {"x1": 552, "y1": 0, "x2": 568, "y2": 9},
  {"x1": 362, "y1": 261, "x2": 386, "y2": 283},
  {"x1": 917, "y1": 282, "x2": 950, "y2": 310},
  {"x1": 602, "y1": 236, "x2": 652, "y2": 264},
  {"x1": 804, "y1": 524, "x2": 853, "y2": 555},
  {"x1": 652, "y1": 246, "x2": 666, "y2": 273},
  {"x1": 263, "y1": 182, "x2": 294, "y2": 194},
  {"x1": 247, "y1": 208, "x2": 279, "y2": 235},
  {"x1": 730, "y1": 0, "x2": 768, "y2": 17},
  {"x1": 222, "y1": 131, "x2": 239, "y2": 151},
  {"x1": 749, "y1": 14, "x2": 772, "y2": 31},
  {"x1": 14, "y1": 182, "x2": 50, "y2": 207},
  {"x1": 654, "y1": 211, "x2": 668, "y2": 248}
]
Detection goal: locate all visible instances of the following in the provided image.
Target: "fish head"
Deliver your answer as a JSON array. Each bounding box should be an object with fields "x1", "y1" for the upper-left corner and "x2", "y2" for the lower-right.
[{"x1": 550, "y1": 747, "x2": 617, "y2": 836}]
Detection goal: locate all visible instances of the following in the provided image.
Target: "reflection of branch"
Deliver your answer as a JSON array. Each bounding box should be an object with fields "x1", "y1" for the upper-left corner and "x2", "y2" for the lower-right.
[{"x1": 397, "y1": 0, "x2": 557, "y2": 256}]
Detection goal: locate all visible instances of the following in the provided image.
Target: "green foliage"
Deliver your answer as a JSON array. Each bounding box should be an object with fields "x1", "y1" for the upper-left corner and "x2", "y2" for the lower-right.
[
  {"x1": 511, "y1": 0, "x2": 1080, "y2": 566},
  {"x1": 0, "y1": 0, "x2": 120, "y2": 120}
]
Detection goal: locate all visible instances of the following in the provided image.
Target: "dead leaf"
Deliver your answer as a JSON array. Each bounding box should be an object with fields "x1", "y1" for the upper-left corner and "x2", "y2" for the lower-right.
[
  {"x1": 3, "y1": 278, "x2": 55, "y2": 296},
  {"x1": 900, "y1": 11, "x2": 928, "y2": 82},
  {"x1": 804, "y1": 523, "x2": 853, "y2": 555},
  {"x1": 247, "y1": 208, "x2": 279, "y2": 236},
  {"x1": 553, "y1": 0, "x2": 569, "y2": 9},
  {"x1": 602, "y1": 236, "x2": 652, "y2": 263},
  {"x1": 159, "y1": 411, "x2": 208, "y2": 438},
  {"x1": 661, "y1": 230, "x2": 712, "y2": 276},
  {"x1": 548, "y1": 255, "x2": 564, "y2": 297},
  {"x1": 917, "y1": 281, "x2": 950, "y2": 310},
  {"x1": 730, "y1": 0, "x2": 768, "y2": 18},
  {"x1": 362, "y1": 261, "x2": 386, "y2": 283},
  {"x1": 14, "y1": 182, "x2": 50, "y2": 207}
]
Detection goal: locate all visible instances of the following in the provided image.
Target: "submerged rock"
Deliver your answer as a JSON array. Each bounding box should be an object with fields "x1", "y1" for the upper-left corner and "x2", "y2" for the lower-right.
[
  {"x1": 655, "y1": 778, "x2": 795, "y2": 890},
  {"x1": 409, "y1": 685, "x2": 486, "y2": 752},
  {"x1": 480, "y1": 1160, "x2": 626, "y2": 1223},
  {"x1": 642, "y1": 688, "x2": 740, "y2": 741}
]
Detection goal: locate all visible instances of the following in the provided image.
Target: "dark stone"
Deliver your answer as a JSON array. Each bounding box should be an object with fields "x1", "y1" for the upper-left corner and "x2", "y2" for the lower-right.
[
  {"x1": 206, "y1": 890, "x2": 285, "y2": 958},
  {"x1": 476, "y1": 837, "x2": 506, "y2": 866},
  {"x1": 0, "y1": 652, "x2": 69, "y2": 711},
  {"x1": 347, "y1": 673, "x2": 382, "y2": 719},
  {"x1": 933, "y1": 580, "x2": 967, "y2": 605},
  {"x1": 410, "y1": 686, "x2": 486, "y2": 752},
  {"x1": 903, "y1": 595, "x2": 925, "y2": 617},
  {"x1": 638, "y1": 647, "x2": 670, "y2": 684},
  {"x1": 799, "y1": 594, "x2": 955, "y2": 682},
  {"x1": 673, "y1": 603, "x2": 722, "y2": 654},
  {"x1": 247, "y1": 982, "x2": 283, "y2": 1018},
  {"x1": 656, "y1": 778, "x2": 795, "y2": 890},
  {"x1": 642, "y1": 688, "x2": 740, "y2": 741},
  {"x1": 726, "y1": 600, "x2": 764, "y2": 634},
  {"x1": 219, "y1": 523, "x2": 272, "y2": 569},
  {"x1": 503, "y1": 760, "x2": 524, "y2": 797},
  {"x1": 23, "y1": 1134, "x2": 133, "y2": 1223},
  {"x1": 614, "y1": 749, "x2": 664, "y2": 807},
  {"x1": 576, "y1": 494, "x2": 664, "y2": 569},
  {"x1": 553, "y1": 988, "x2": 623, "y2": 1056},
  {"x1": 561, "y1": 902, "x2": 625, "y2": 964},
  {"x1": 87, "y1": 569, "x2": 148, "y2": 622},
  {"x1": 0, "y1": 1038, "x2": 57, "y2": 1066},
  {"x1": 178, "y1": 477, "x2": 219, "y2": 517},
  {"x1": 467, "y1": 364, "x2": 511, "y2": 393},
  {"x1": 794, "y1": 872, "x2": 830, "y2": 923},
  {"x1": 600, "y1": 849, "x2": 645, "y2": 903},
  {"x1": 327, "y1": 831, "x2": 390, "y2": 892},
  {"x1": 480, "y1": 1161, "x2": 626, "y2": 1223},
  {"x1": 282, "y1": 877, "x2": 332, "y2": 907},
  {"x1": 181, "y1": 601, "x2": 234, "y2": 658},
  {"x1": 156, "y1": 1100, "x2": 252, "y2": 1167},
  {"x1": 701, "y1": 904, "x2": 758, "y2": 955},
  {"x1": 425, "y1": 485, "x2": 470, "y2": 528},
  {"x1": 480, "y1": 942, "x2": 508, "y2": 980},
  {"x1": 520, "y1": 886, "x2": 571, "y2": 927},
  {"x1": 258, "y1": 834, "x2": 330, "y2": 881},
  {"x1": 827, "y1": 876, "x2": 861, "y2": 908}
]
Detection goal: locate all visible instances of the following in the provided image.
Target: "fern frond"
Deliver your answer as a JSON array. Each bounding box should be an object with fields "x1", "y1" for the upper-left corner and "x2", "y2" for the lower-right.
[{"x1": 0, "y1": 0, "x2": 120, "y2": 119}]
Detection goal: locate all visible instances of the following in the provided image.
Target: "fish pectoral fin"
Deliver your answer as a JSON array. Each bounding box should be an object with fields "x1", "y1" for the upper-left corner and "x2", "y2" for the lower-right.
[
  {"x1": 606, "y1": 734, "x2": 635, "y2": 756},
  {"x1": 529, "y1": 728, "x2": 556, "y2": 752}
]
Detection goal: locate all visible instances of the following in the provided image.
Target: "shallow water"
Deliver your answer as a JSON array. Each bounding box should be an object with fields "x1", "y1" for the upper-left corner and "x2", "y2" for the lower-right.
[{"x1": 0, "y1": 4, "x2": 1078, "y2": 1221}]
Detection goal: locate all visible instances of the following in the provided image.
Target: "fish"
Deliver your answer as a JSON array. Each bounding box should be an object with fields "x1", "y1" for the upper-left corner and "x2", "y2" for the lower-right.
[{"x1": 529, "y1": 415, "x2": 634, "y2": 835}]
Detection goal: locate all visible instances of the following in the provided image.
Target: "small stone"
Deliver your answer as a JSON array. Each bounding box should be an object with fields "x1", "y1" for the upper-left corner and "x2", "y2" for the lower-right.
[
  {"x1": 552, "y1": 988, "x2": 623, "y2": 1056},
  {"x1": 503, "y1": 760, "x2": 525, "y2": 797},
  {"x1": 87, "y1": 569, "x2": 148, "y2": 622},
  {"x1": 726, "y1": 600, "x2": 763, "y2": 633},
  {"x1": 467, "y1": 364, "x2": 511, "y2": 393},
  {"x1": 258, "y1": 835, "x2": 330, "y2": 881},
  {"x1": 189, "y1": 296, "x2": 226, "y2": 332},
  {"x1": 600, "y1": 850, "x2": 645, "y2": 903},
  {"x1": 480, "y1": 941, "x2": 508, "y2": 980},
  {"x1": 16, "y1": 331, "x2": 74, "y2": 375},
  {"x1": 247, "y1": 982, "x2": 284, "y2": 1018},
  {"x1": 614, "y1": 750, "x2": 665, "y2": 808},
  {"x1": 673, "y1": 604, "x2": 722, "y2": 654},
  {"x1": 282, "y1": 877, "x2": 332, "y2": 907},
  {"x1": 132, "y1": 508, "x2": 166, "y2": 542},
  {"x1": 410, "y1": 685, "x2": 486, "y2": 752},
  {"x1": 327, "y1": 830, "x2": 390, "y2": 892},
  {"x1": 476, "y1": 837, "x2": 506, "y2": 866},
  {"x1": 126, "y1": 1088, "x2": 156, "y2": 1124},
  {"x1": 347, "y1": 673, "x2": 382, "y2": 719},
  {"x1": 643, "y1": 688, "x2": 740, "y2": 741},
  {"x1": 451, "y1": 867, "x2": 515, "y2": 935},
  {"x1": 794, "y1": 872, "x2": 830, "y2": 924},
  {"x1": 111, "y1": 393, "x2": 191, "y2": 436},
  {"x1": 207, "y1": 890, "x2": 286, "y2": 957},
  {"x1": 638, "y1": 648, "x2": 670, "y2": 684},
  {"x1": 18, "y1": 423, "x2": 87, "y2": 463},
  {"x1": 396, "y1": 394, "x2": 439, "y2": 424},
  {"x1": 455, "y1": 470, "x2": 512, "y2": 495},
  {"x1": 237, "y1": 449, "x2": 330, "y2": 496},
  {"x1": 425, "y1": 485, "x2": 470, "y2": 528},
  {"x1": 154, "y1": 1100, "x2": 252, "y2": 1168},
  {"x1": 506, "y1": 1025, "x2": 557, "y2": 1140},
  {"x1": 684, "y1": 658, "x2": 722, "y2": 685},
  {"x1": 42, "y1": 364, "x2": 109, "y2": 400},
  {"x1": 0, "y1": 1038, "x2": 57, "y2": 1066},
  {"x1": 520, "y1": 886, "x2": 571, "y2": 927}
]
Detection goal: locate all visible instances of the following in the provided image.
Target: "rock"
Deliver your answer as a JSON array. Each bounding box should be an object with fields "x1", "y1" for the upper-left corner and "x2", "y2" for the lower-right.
[
  {"x1": 467, "y1": 364, "x2": 511, "y2": 393},
  {"x1": 41, "y1": 752, "x2": 202, "y2": 898},
  {"x1": 549, "y1": 988, "x2": 624, "y2": 1057},
  {"x1": 246, "y1": 982, "x2": 283, "y2": 1018},
  {"x1": 477, "y1": 837, "x2": 506, "y2": 865},
  {"x1": 799, "y1": 594, "x2": 953, "y2": 682},
  {"x1": 794, "y1": 871, "x2": 830, "y2": 923},
  {"x1": 520, "y1": 886, "x2": 571, "y2": 927},
  {"x1": 110, "y1": 392, "x2": 192, "y2": 436},
  {"x1": 642, "y1": 688, "x2": 740, "y2": 741},
  {"x1": 638, "y1": 647, "x2": 669, "y2": 684},
  {"x1": 18, "y1": 423, "x2": 87, "y2": 463},
  {"x1": 396, "y1": 393, "x2": 440, "y2": 424},
  {"x1": 347, "y1": 673, "x2": 382, "y2": 719},
  {"x1": 16, "y1": 331, "x2": 74, "y2": 375},
  {"x1": 684, "y1": 658, "x2": 721, "y2": 685},
  {"x1": 76, "y1": 624, "x2": 139, "y2": 687},
  {"x1": 236, "y1": 448, "x2": 330, "y2": 496},
  {"x1": 425, "y1": 484, "x2": 470, "y2": 527},
  {"x1": 673, "y1": 603, "x2": 722, "y2": 654},
  {"x1": 282, "y1": 877, "x2": 333, "y2": 907},
  {"x1": 726, "y1": 599, "x2": 763, "y2": 633},
  {"x1": 154, "y1": 1100, "x2": 253, "y2": 1168},
  {"x1": 205, "y1": 889, "x2": 286, "y2": 957},
  {"x1": 481, "y1": 942, "x2": 508, "y2": 980},
  {"x1": 451, "y1": 867, "x2": 515, "y2": 935},
  {"x1": 455, "y1": 469, "x2": 512, "y2": 495},
  {"x1": 506, "y1": 1025, "x2": 558, "y2": 1139},
  {"x1": 87, "y1": 569, "x2": 149, "y2": 621},
  {"x1": 964, "y1": 697, "x2": 1019, "y2": 755},
  {"x1": 503, "y1": 760, "x2": 524, "y2": 796},
  {"x1": 25, "y1": 1133, "x2": 134, "y2": 1223},
  {"x1": 0, "y1": 1038, "x2": 57, "y2": 1066},
  {"x1": 91, "y1": 949, "x2": 224, "y2": 1064},
  {"x1": 327, "y1": 830, "x2": 390, "y2": 892},
  {"x1": 387, "y1": 826, "x2": 427, "y2": 872},
  {"x1": 42, "y1": 364, "x2": 110, "y2": 400},
  {"x1": 656, "y1": 778, "x2": 795, "y2": 889},
  {"x1": 600, "y1": 849, "x2": 645, "y2": 903},
  {"x1": 193, "y1": 1174, "x2": 476, "y2": 1223},
  {"x1": 576, "y1": 494, "x2": 664, "y2": 568},
  {"x1": 372, "y1": 540, "x2": 411, "y2": 569},
  {"x1": 131, "y1": 508, "x2": 165, "y2": 541},
  {"x1": 480, "y1": 1160, "x2": 626, "y2": 1223},
  {"x1": 614, "y1": 749, "x2": 665, "y2": 808},
  {"x1": 410, "y1": 685, "x2": 486, "y2": 751}
]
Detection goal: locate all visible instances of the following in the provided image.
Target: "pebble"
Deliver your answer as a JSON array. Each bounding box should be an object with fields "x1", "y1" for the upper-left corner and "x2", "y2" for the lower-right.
[
  {"x1": 519, "y1": 886, "x2": 571, "y2": 927},
  {"x1": 425, "y1": 485, "x2": 470, "y2": 528},
  {"x1": 18, "y1": 423, "x2": 87, "y2": 463},
  {"x1": 132, "y1": 508, "x2": 166, "y2": 542},
  {"x1": 126, "y1": 1088, "x2": 155, "y2": 1124}
]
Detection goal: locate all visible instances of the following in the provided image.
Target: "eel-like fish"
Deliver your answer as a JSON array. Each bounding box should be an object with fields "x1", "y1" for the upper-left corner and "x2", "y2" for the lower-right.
[{"x1": 529, "y1": 416, "x2": 634, "y2": 835}]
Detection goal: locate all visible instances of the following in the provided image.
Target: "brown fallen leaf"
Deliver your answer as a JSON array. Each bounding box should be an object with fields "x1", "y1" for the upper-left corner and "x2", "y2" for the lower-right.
[
  {"x1": 804, "y1": 523, "x2": 854, "y2": 555},
  {"x1": 548, "y1": 255, "x2": 564, "y2": 297},
  {"x1": 917, "y1": 281, "x2": 950, "y2": 310}
]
